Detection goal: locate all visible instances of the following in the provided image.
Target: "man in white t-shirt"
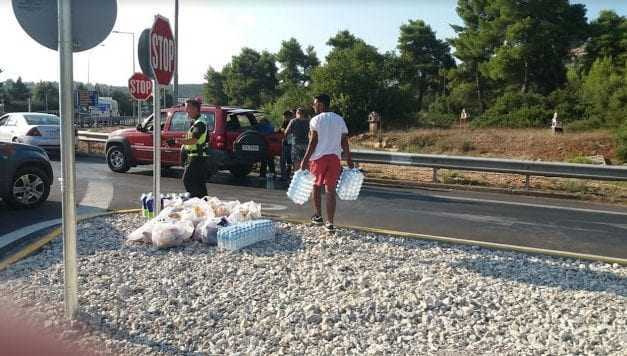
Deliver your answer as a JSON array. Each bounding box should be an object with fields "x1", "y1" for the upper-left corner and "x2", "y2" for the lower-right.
[{"x1": 301, "y1": 93, "x2": 353, "y2": 233}]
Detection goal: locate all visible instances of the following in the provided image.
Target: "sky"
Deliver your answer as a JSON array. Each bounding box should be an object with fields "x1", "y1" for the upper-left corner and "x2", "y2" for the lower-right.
[{"x1": 1, "y1": 0, "x2": 626, "y2": 87}]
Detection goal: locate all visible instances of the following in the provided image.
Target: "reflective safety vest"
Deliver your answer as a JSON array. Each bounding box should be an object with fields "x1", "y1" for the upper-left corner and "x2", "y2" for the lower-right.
[{"x1": 184, "y1": 115, "x2": 208, "y2": 158}]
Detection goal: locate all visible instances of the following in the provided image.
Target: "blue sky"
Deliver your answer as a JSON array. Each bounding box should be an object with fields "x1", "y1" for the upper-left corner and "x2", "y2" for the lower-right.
[{"x1": 1, "y1": 0, "x2": 625, "y2": 86}]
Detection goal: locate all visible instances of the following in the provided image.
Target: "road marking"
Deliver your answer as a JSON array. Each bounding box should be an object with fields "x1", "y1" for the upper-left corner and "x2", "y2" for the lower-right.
[{"x1": 261, "y1": 203, "x2": 287, "y2": 211}]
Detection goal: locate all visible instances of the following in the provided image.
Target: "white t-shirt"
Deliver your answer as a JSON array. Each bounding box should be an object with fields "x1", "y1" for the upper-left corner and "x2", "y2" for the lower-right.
[{"x1": 309, "y1": 112, "x2": 349, "y2": 161}]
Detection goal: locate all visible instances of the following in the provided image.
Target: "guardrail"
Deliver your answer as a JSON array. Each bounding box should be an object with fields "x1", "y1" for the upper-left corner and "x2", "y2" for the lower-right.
[
  {"x1": 76, "y1": 132, "x2": 627, "y2": 186},
  {"x1": 350, "y1": 149, "x2": 627, "y2": 186}
]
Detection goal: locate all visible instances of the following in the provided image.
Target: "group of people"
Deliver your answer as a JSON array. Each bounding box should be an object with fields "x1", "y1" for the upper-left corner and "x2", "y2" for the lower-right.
[{"x1": 180, "y1": 93, "x2": 352, "y2": 233}]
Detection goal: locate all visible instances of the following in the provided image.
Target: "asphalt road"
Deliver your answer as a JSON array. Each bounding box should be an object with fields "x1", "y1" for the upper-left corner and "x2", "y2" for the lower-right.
[{"x1": 1, "y1": 156, "x2": 627, "y2": 259}]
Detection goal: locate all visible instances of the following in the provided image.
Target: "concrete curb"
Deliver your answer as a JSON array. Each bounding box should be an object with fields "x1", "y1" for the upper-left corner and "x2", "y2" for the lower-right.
[
  {"x1": 0, "y1": 209, "x2": 140, "y2": 272},
  {"x1": 263, "y1": 213, "x2": 627, "y2": 266},
  {"x1": 2, "y1": 209, "x2": 624, "y2": 272}
]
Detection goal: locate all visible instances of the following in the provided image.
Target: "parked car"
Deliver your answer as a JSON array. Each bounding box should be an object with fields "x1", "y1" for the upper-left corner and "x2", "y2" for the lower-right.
[
  {"x1": 0, "y1": 141, "x2": 53, "y2": 209},
  {"x1": 0, "y1": 112, "x2": 61, "y2": 153},
  {"x1": 105, "y1": 104, "x2": 283, "y2": 178}
]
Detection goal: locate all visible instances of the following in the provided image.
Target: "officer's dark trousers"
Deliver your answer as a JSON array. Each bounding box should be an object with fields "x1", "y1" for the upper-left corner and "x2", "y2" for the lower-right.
[{"x1": 183, "y1": 157, "x2": 208, "y2": 198}]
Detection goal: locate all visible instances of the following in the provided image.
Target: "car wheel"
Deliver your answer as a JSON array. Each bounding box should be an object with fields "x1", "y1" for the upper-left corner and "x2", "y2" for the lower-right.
[
  {"x1": 107, "y1": 145, "x2": 130, "y2": 173},
  {"x1": 4, "y1": 166, "x2": 51, "y2": 209},
  {"x1": 229, "y1": 164, "x2": 253, "y2": 178}
]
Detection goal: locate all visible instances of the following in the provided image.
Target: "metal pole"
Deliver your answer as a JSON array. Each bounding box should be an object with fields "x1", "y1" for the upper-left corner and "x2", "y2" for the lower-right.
[
  {"x1": 153, "y1": 80, "x2": 161, "y2": 217},
  {"x1": 132, "y1": 33, "x2": 137, "y2": 123},
  {"x1": 58, "y1": 0, "x2": 78, "y2": 320},
  {"x1": 27, "y1": 97, "x2": 31, "y2": 112},
  {"x1": 174, "y1": 0, "x2": 179, "y2": 101}
]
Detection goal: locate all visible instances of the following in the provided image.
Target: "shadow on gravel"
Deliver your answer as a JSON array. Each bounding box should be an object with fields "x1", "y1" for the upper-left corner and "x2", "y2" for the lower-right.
[
  {"x1": 449, "y1": 255, "x2": 627, "y2": 297},
  {"x1": 78, "y1": 311, "x2": 184, "y2": 355}
]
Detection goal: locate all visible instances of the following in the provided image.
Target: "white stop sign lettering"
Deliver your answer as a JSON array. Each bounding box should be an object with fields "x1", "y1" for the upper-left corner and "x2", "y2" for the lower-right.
[{"x1": 151, "y1": 33, "x2": 175, "y2": 73}]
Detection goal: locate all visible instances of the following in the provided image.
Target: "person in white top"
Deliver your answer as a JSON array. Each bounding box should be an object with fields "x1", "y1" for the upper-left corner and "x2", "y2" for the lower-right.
[
  {"x1": 301, "y1": 94, "x2": 353, "y2": 233},
  {"x1": 551, "y1": 112, "x2": 563, "y2": 134}
]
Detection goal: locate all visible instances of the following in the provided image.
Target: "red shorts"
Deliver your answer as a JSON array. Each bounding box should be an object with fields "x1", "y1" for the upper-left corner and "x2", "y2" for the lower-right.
[{"x1": 310, "y1": 154, "x2": 341, "y2": 189}]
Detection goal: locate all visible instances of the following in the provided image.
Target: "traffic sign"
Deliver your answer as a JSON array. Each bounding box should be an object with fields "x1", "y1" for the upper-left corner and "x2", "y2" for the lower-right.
[
  {"x1": 149, "y1": 15, "x2": 176, "y2": 86},
  {"x1": 12, "y1": 0, "x2": 116, "y2": 52},
  {"x1": 128, "y1": 72, "x2": 153, "y2": 101}
]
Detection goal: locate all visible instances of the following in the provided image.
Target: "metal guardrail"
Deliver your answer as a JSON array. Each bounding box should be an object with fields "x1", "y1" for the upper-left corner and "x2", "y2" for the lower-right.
[
  {"x1": 76, "y1": 132, "x2": 627, "y2": 183},
  {"x1": 350, "y1": 149, "x2": 627, "y2": 183}
]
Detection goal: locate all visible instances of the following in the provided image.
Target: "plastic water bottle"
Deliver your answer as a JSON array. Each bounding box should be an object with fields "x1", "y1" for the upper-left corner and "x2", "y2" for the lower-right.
[
  {"x1": 146, "y1": 193, "x2": 154, "y2": 218},
  {"x1": 287, "y1": 170, "x2": 315, "y2": 205},
  {"x1": 140, "y1": 193, "x2": 147, "y2": 217},
  {"x1": 336, "y1": 168, "x2": 364, "y2": 200},
  {"x1": 217, "y1": 220, "x2": 275, "y2": 251}
]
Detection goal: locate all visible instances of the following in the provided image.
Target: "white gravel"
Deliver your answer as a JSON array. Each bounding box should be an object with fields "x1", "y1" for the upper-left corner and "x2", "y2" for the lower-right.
[{"x1": 0, "y1": 213, "x2": 626, "y2": 355}]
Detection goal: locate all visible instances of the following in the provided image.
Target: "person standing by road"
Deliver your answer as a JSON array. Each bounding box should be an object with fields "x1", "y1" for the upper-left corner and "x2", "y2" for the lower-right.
[
  {"x1": 256, "y1": 117, "x2": 276, "y2": 178},
  {"x1": 301, "y1": 94, "x2": 353, "y2": 233},
  {"x1": 171, "y1": 99, "x2": 209, "y2": 198},
  {"x1": 279, "y1": 110, "x2": 294, "y2": 181},
  {"x1": 285, "y1": 107, "x2": 310, "y2": 173}
]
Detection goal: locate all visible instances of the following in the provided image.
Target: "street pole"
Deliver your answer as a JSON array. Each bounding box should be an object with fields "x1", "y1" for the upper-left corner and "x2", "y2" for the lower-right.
[
  {"x1": 113, "y1": 30, "x2": 140, "y2": 123},
  {"x1": 58, "y1": 0, "x2": 78, "y2": 320},
  {"x1": 153, "y1": 81, "x2": 161, "y2": 217},
  {"x1": 174, "y1": 0, "x2": 179, "y2": 101}
]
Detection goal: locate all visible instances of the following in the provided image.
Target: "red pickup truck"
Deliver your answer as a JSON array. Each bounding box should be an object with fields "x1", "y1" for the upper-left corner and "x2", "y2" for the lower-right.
[{"x1": 105, "y1": 104, "x2": 283, "y2": 178}]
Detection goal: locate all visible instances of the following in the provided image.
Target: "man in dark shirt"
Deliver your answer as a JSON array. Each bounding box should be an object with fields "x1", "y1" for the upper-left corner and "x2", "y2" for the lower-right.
[
  {"x1": 170, "y1": 99, "x2": 209, "y2": 198},
  {"x1": 279, "y1": 110, "x2": 294, "y2": 180}
]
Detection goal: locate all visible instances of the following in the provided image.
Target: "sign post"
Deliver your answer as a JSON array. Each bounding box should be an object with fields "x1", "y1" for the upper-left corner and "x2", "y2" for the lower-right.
[
  {"x1": 13, "y1": 0, "x2": 117, "y2": 320},
  {"x1": 149, "y1": 15, "x2": 176, "y2": 217}
]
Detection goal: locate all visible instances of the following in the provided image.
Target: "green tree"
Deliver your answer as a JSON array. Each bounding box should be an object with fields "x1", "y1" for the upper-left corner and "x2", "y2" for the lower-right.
[
  {"x1": 111, "y1": 90, "x2": 132, "y2": 116},
  {"x1": 33, "y1": 81, "x2": 59, "y2": 112},
  {"x1": 584, "y1": 10, "x2": 627, "y2": 71},
  {"x1": 303, "y1": 45, "x2": 320, "y2": 84},
  {"x1": 203, "y1": 66, "x2": 228, "y2": 105},
  {"x1": 397, "y1": 19, "x2": 455, "y2": 112},
  {"x1": 326, "y1": 30, "x2": 364, "y2": 53},
  {"x1": 9, "y1": 77, "x2": 31, "y2": 102},
  {"x1": 311, "y1": 41, "x2": 387, "y2": 131},
  {"x1": 483, "y1": 0, "x2": 587, "y2": 94},
  {"x1": 581, "y1": 57, "x2": 627, "y2": 127},
  {"x1": 276, "y1": 38, "x2": 306, "y2": 88},
  {"x1": 223, "y1": 48, "x2": 278, "y2": 108}
]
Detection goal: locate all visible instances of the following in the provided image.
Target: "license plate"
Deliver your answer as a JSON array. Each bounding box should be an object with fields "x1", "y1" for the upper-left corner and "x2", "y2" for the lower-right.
[{"x1": 242, "y1": 145, "x2": 259, "y2": 152}]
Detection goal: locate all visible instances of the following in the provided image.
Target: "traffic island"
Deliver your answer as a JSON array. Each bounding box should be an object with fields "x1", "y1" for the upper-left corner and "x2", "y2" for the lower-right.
[{"x1": 0, "y1": 214, "x2": 625, "y2": 355}]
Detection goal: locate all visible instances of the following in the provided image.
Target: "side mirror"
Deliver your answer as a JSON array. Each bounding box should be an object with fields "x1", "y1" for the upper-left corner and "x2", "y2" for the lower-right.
[
  {"x1": 161, "y1": 123, "x2": 165, "y2": 130},
  {"x1": 136, "y1": 124, "x2": 143, "y2": 132}
]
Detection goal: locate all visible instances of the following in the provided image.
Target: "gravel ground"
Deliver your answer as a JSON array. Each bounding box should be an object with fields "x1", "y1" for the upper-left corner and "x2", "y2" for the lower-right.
[{"x1": 0, "y1": 214, "x2": 626, "y2": 355}]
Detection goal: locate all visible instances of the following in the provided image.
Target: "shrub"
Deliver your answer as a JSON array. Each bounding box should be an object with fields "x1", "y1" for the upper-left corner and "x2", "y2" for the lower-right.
[
  {"x1": 617, "y1": 120, "x2": 627, "y2": 162},
  {"x1": 473, "y1": 90, "x2": 550, "y2": 128}
]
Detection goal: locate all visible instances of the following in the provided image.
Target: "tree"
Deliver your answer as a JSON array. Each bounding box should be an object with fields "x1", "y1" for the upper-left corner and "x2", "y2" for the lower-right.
[
  {"x1": 483, "y1": 0, "x2": 587, "y2": 94},
  {"x1": 276, "y1": 38, "x2": 306, "y2": 88},
  {"x1": 303, "y1": 45, "x2": 320, "y2": 84},
  {"x1": 9, "y1": 77, "x2": 31, "y2": 102},
  {"x1": 223, "y1": 48, "x2": 278, "y2": 108},
  {"x1": 581, "y1": 57, "x2": 626, "y2": 127},
  {"x1": 203, "y1": 66, "x2": 228, "y2": 105},
  {"x1": 397, "y1": 19, "x2": 455, "y2": 112},
  {"x1": 584, "y1": 10, "x2": 627, "y2": 71},
  {"x1": 33, "y1": 81, "x2": 59, "y2": 112},
  {"x1": 111, "y1": 90, "x2": 132, "y2": 116},
  {"x1": 312, "y1": 41, "x2": 387, "y2": 131}
]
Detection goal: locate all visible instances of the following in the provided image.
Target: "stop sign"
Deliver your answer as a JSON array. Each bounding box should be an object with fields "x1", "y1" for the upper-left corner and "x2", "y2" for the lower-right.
[
  {"x1": 150, "y1": 15, "x2": 175, "y2": 86},
  {"x1": 128, "y1": 72, "x2": 153, "y2": 101}
]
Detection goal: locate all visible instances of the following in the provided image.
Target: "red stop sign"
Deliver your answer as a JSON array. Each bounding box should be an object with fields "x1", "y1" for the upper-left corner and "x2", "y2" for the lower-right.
[
  {"x1": 150, "y1": 15, "x2": 176, "y2": 86},
  {"x1": 128, "y1": 72, "x2": 153, "y2": 101}
]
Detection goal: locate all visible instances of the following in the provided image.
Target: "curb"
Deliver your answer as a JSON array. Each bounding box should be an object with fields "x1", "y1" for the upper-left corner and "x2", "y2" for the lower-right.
[
  {"x1": 262, "y1": 213, "x2": 627, "y2": 266},
  {"x1": 2, "y1": 210, "x2": 624, "y2": 272},
  {"x1": 0, "y1": 209, "x2": 140, "y2": 272}
]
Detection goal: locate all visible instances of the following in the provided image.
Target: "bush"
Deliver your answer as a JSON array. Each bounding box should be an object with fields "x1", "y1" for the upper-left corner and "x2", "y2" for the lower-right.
[
  {"x1": 262, "y1": 85, "x2": 312, "y2": 126},
  {"x1": 473, "y1": 91, "x2": 550, "y2": 128},
  {"x1": 416, "y1": 112, "x2": 457, "y2": 129},
  {"x1": 565, "y1": 118, "x2": 603, "y2": 132}
]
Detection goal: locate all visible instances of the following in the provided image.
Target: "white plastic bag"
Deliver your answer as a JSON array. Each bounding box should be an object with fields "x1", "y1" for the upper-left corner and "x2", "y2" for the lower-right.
[
  {"x1": 193, "y1": 218, "x2": 221, "y2": 245},
  {"x1": 181, "y1": 198, "x2": 214, "y2": 226},
  {"x1": 239, "y1": 201, "x2": 262, "y2": 220},
  {"x1": 127, "y1": 219, "x2": 156, "y2": 243},
  {"x1": 151, "y1": 220, "x2": 194, "y2": 249}
]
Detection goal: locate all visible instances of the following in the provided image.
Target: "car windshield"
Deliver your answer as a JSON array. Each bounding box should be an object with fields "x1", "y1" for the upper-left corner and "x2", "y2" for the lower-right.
[{"x1": 24, "y1": 114, "x2": 60, "y2": 125}]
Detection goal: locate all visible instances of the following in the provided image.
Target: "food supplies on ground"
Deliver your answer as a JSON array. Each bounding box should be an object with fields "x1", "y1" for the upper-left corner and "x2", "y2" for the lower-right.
[
  {"x1": 128, "y1": 196, "x2": 265, "y2": 249},
  {"x1": 151, "y1": 219, "x2": 194, "y2": 249}
]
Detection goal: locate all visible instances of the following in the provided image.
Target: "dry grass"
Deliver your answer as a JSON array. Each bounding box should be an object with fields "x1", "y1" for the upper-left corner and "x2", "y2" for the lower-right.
[{"x1": 352, "y1": 128, "x2": 617, "y2": 162}]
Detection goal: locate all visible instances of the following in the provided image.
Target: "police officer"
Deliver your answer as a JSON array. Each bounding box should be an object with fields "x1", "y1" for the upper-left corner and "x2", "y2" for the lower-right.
[{"x1": 169, "y1": 99, "x2": 209, "y2": 198}]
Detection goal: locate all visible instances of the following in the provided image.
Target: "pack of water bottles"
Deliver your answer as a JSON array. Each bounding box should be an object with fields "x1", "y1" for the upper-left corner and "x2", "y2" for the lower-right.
[
  {"x1": 287, "y1": 169, "x2": 315, "y2": 205},
  {"x1": 336, "y1": 168, "x2": 364, "y2": 200},
  {"x1": 217, "y1": 219, "x2": 275, "y2": 251}
]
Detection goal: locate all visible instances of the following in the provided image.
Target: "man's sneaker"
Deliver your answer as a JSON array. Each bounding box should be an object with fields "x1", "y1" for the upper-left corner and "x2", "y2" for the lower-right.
[
  {"x1": 325, "y1": 223, "x2": 336, "y2": 233},
  {"x1": 310, "y1": 215, "x2": 323, "y2": 226}
]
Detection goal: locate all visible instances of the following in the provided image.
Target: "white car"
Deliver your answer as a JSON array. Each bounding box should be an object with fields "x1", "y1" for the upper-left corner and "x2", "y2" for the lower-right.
[{"x1": 0, "y1": 113, "x2": 61, "y2": 153}]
